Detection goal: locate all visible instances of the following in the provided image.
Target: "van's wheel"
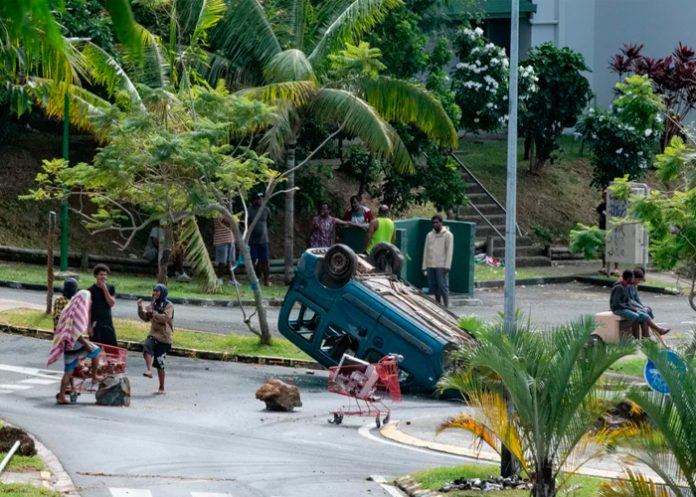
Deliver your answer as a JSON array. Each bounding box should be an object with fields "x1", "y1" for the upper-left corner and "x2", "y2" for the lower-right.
[
  {"x1": 318, "y1": 244, "x2": 357, "y2": 288},
  {"x1": 368, "y1": 242, "x2": 404, "y2": 275}
]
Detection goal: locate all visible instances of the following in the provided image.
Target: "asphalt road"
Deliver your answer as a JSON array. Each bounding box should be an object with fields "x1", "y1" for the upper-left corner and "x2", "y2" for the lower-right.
[
  {"x1": 1, "y1": 282, "x2": 693, "y2": 336},
  {"x1": 0, "y1": 332, "x2": 471, "y2": 497}
]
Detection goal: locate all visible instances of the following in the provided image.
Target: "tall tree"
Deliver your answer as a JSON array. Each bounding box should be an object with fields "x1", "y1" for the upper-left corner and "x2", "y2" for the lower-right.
[{"x1": 212, "y1": 0, "x2": 458, "y2": 282}]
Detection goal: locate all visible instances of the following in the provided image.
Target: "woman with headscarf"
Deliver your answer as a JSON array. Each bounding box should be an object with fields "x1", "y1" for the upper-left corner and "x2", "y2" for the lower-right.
[
  {"x1": 48, "y1": 290, "x2": 102, "y2": 404},
  {"x1": 137, "y1": 284, "x2": 174, "y2": 394},
  {"x1": 53, "y1": 278, "x2": 78, "y2": 330}
]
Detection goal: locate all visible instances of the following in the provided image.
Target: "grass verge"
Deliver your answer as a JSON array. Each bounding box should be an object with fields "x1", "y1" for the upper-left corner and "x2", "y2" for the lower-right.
[
  {"x1": 474, "y1": 265, "x2": 551, "y2": 282},
  {"x1": 0, "y1": 309, "x2": 311, "y2": 361},
  {"x1": 0, "y1": 262, "x2": 289, "y2": 300},
  {"x1": 409, "y1": 464, "x2": 602, "y2": 497},
  {"x1": 0, "y1": 453, "x2": 46, "y2": 472},
  {"x1": 0, "y1": 484, "x2": 61, "y2": 497}
]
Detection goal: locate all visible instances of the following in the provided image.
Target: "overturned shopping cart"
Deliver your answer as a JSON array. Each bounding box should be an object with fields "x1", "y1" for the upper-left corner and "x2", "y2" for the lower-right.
[{"x1": 327, "y1": 354, "x2": 402, "y2": 427}]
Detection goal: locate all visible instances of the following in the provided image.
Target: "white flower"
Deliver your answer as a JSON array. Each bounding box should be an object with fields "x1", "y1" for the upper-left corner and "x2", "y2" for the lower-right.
[
  {"x1": 616, "y1": 148, "x2": 624, "y2": 154},
  {"x1": 456, "y1": 62, "x2": 466, "y2": 69},
  {"x1": 474, "y1": 27, "x2": 484, "y2": 36},
  {"x1": 644, "y1": 128, "x2": 653, "y2": 137},
  {"x1": 474, "y1": 118, "x2": 480, "y2": 123}
]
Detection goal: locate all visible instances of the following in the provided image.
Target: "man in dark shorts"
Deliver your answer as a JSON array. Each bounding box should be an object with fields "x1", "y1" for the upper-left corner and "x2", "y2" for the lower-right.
[
  {"x1": 422, "y1": 214, "x2": 454, "y2": 307},
  {"x1": 88, "y1": 263, "x2": 117, "y2": 346},
  {"x1": 247, "y1": 193, "x2": 271, "y2": 286},
  {"x1": 138, "y1": 284, "x2": 174, "y2": 394}
]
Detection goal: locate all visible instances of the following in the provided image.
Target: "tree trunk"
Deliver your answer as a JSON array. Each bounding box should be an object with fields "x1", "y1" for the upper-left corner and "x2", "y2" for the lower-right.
[
  {"x1": 283, "y1": 139, "x2": 296, "y2": 285},
  {"x1": 528, "y1": 140, "x2": 536, "y2": 174},
  {"x1": 157, "y1": 220, "x2": 171, "y2": 284},
  {"x1": 532, "y1": 461, "x2": 556, "y2": 497},
  {"x1": 523, "y1": 134, "x2": 532, "y2": 161},
  {"x1": 227, "y1": 213, "x2": 271, "y2": 345}
]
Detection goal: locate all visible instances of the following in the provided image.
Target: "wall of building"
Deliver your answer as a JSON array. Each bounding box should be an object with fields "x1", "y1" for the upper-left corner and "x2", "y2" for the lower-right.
[{"x1": 529, "y1": 0, "x2": 696, "y2": 108}]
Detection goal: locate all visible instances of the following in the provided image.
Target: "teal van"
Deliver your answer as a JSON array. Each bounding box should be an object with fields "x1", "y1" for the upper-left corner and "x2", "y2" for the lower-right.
[{"x1": 277, "y1": 244, "x2": 474, "y2": 392}]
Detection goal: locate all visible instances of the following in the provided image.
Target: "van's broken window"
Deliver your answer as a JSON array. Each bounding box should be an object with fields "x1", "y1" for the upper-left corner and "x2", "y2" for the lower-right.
[{"x1": 321, "y1": 324, "x2": 359, "y2": 360}]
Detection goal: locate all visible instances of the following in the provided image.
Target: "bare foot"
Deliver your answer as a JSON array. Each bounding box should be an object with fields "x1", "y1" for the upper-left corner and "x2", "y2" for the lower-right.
[
  {"x1": 55, "y1": 394, "x2": 69, "y2": 405},
  {"x1": 143, "y1": 371, "x2": 153, "y2": 378},
  {"x1": 153, "y1": 390, "x2": 165, "y2": 395}
]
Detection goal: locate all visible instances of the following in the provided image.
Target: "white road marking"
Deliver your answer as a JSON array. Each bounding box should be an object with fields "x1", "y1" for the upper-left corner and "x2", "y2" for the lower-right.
[
  {"x1": 358, "y1": 422, "x2": 470, "y2": 461},
  {"x1": 191, "y1": 493, "x2": 235, "y2": 497},
  {"x1": 20, "y1": 378, "x2": 59, "y2": 385},
  {"x1": 109, "y1": 489, "x2": 153, "y2": 497},
  {"x1": 0, "y1": 364, "x2": 60, "y2": 378},
  {"x1": 0, "y1": 384, "x2": 32, "y2": 390}
]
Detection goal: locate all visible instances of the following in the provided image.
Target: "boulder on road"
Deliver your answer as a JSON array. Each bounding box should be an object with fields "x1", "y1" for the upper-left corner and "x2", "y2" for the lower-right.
[
  {"x1": 255, "y1": 378, "x2": 302, "y2": 412},
  {"x1": 0, "y1": 426, "x2": 36, "y2": 456},
  {"x1": 95, "y1": 374, "x2": 131, "y2": 407}
]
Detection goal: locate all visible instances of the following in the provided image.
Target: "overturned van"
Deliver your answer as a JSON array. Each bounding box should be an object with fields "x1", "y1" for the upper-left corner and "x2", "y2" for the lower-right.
[{"x1": 277, "y1": 244, "x2": 475, "y2": 392}]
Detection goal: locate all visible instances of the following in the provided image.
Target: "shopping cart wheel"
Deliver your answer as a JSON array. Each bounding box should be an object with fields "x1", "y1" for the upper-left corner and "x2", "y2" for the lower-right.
[
  {"x1": 329, "y1": 413, "x2": 343, "y2": 425},
  {"x1": 69, "y1": 393, "x2": 78, "y2": 404},
  {"x1": 382, "y1": 414, "x2": 390, "y2": 425},
  {"x1": 375, "y1": 415, "x2": 381, "y2": 428}
]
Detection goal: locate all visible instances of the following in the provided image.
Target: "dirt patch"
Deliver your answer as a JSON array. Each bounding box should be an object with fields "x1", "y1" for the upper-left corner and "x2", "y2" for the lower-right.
[{"x1": 0, "y1": 426, "x2": 36, "y2": 456}]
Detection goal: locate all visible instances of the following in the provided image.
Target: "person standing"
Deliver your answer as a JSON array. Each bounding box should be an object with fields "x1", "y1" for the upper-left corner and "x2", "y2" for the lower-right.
[
  {"x1": 213, "y1": 215, "x2": 239, "y2": 286},
  {"x1": 48, "y1": 290, "x2": 102, "y2": 404},
  {"x1": 343, "y1": 195, "x2": 373, "y2": 228},
  {"x1": 597, "y1": 190, "x2": 619, "y2": 276},
  {"x1": 53, "y1": 278, "x2": 78, "y2": 330},
  {"x1": 247, "y1": 193, "x2": 271, "y2": 286},
  {"x1": 138, "y1": 284, "x2": 174, "y2": 394},
  {"x1": 422, "y1": 215, "x2": 454, "y2": 307},
  {"x1": 364, "y1": 205, "x2": 395, "y2": 254},
  {"x1": 309, "y1": 203, "x2": 356, "y2": 248},
  {"x1": 88, "y1": 263, "x2": 117, "y2": 346}
]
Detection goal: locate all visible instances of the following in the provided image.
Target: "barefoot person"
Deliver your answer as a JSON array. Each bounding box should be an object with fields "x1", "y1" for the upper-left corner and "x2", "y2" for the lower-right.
[
  {"x1": 48, "y1": 290, "x2": 102, "y2": 404},
  {"x1": 88, "y1": 264, "x2": 117, "y2": 346},
  {"x1": 138, "y1": 284, "x2": 174, "y2": 394}
]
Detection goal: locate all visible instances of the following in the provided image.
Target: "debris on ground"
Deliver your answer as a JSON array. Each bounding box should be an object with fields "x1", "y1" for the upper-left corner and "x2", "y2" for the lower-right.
[{"x1": 255, "y1": 378, "x2": 302, "y2": 412}]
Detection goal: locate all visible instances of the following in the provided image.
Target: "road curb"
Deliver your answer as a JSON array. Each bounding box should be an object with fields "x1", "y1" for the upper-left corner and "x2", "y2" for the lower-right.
[
  {"x1": 0, "y1": 323, "x2": 322, "y2": 370},
  {"x1": 0, "y1": 280, "x2": 284, "y2": 307},
  {"x1": 474, "y1": 275, "x2": 576, "y2": 289}
]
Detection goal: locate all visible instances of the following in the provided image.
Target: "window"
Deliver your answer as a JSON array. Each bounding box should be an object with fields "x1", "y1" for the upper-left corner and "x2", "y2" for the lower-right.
[
  {"x1": 288, "y1": 303, "x2": 321, "y2": 342},
  {"x1": 320, "y1": 324, "x2": 359, "y2": 361}
]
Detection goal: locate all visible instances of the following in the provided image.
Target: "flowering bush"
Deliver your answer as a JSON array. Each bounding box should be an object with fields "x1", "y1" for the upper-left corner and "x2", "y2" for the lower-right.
[
  {"x1": 578, "y1": 75, "x2": 665, "y2": 188},
  {"x1": 450, "y1": 25, "x2": 536, "y2": 133}
]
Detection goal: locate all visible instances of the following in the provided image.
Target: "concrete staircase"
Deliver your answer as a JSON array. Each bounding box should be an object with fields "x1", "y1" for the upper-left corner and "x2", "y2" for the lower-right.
[{"x1": 451, "y1": 152, "x2": 552, "y2": 267}]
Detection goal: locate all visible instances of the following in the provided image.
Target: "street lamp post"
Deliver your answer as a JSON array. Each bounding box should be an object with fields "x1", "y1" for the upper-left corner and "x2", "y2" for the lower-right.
[{"x1": 502, "y1": 0, "x2": 520, "y2": 478}]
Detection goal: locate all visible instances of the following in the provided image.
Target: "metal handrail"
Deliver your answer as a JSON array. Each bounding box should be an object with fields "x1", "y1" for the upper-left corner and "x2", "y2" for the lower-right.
[
  {"x1": 466, "y1": 202, "x2": 505, "y2": 241},
  {"x1": 450, "y1": 152, "x2": 523, "y2": 237}
]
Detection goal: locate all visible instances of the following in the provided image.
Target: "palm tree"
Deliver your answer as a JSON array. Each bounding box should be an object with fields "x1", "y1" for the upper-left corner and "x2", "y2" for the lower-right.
[
  {"x1": 212, "y1": 0, "x2": 459, "y2": 282},
  {"x1": 439, "y1": 317, "x2": 635, "y2": 497},
  {"x1": 599, "y1": 342, "x2": 696, "y2": 497}
]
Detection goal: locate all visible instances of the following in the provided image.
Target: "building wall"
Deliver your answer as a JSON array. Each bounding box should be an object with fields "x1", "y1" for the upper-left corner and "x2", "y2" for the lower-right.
[{"x1": 529, "y1": 0, "x2": 696, "y2": 108}]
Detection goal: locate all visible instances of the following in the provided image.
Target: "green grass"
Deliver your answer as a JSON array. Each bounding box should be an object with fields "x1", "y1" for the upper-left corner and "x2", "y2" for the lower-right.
[
  {"x1": 474, "y1": 265, "x2": 550, "y2": 282},
  {"x1": 0, "y1": 262, "x2": 289, "y2": 300},
  {"x1": 608, "y1": 356, "x2": 647, "y2": 378},
  {"x1": 0, "y1": 453, "x2": 46, "y2": 472},
  {"x1": 0, "y1": 484, "x2": 61, "y2": 497},
  {"x1": 410, "y1": 464, "x2": 602, "y2": 497},
  {"x1": 0, "y1": 309, "x2": 311, "y2": 360}
]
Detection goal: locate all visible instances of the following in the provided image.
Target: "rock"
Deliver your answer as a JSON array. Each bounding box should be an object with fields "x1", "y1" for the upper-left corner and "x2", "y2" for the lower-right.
[
  {"x1": 255, "y1": 378, "x2": 302, "y2": 412},
  {"x1": 0, "y1": 426, "x2": 35, "y2": 456},
  {"x1": 95, "y1": 374, "x2": 131, "y2": 407}
]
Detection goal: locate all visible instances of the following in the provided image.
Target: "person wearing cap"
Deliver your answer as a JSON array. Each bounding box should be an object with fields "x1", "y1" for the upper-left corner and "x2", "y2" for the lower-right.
[
  {"x1": 138, "y1": 284, "x2": 174, "y2": 394},
  {"x1": 53, "y1": 278, "x2": 78, "y2": 330},
  {"x1": 247, "y1": 192, "x2": 272, "y2": 286}
]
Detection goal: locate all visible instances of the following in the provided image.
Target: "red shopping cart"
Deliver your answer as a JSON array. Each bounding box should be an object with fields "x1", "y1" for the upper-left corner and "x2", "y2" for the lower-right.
[
  {"x1": 327, "y1": 354, "x2": 402, "y2": 427},
  {"x1": 68, "y1": 343, "x2": 128, "y2": 403}
]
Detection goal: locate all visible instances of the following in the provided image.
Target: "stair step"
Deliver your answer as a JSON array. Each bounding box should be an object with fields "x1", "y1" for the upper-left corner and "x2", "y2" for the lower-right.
[
  {"x1": 459, "y1": 214, "x2": 507, "y2": 223},
  {"x1": 492, "y1": 246, "x2": 545, "y2": 257}
]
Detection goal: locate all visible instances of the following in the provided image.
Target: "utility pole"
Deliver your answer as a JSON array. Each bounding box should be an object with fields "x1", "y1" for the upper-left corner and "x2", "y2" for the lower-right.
[
  {"x1": 501, "y1": 0, "x2": 520, "y2": 478},
  {"x1": 59, "y1": 91, "x2": 70, "y2": 272}
]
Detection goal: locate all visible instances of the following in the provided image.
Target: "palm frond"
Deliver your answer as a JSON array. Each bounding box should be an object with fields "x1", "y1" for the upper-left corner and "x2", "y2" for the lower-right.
[
  {"x1": 134, "y1": 24, "x2": 170, "y2": 88},
  {"x1": 259, "y1": 102, "x2": 295, "y2": 161},
  {"x1": 357, "y1": 76, "x2": 458, "y2": 148},
  {"x1": 307, "y1": 0, "x2": 402, "y2": 67},
  {"x1": 311, "y1": 87, "x2": 414, "y2": 173},
  {"x1": 599, "y1": 469, "x2": 673, "y2": 497},
  {"x1": 189, "y1": 0, "x2": 227, "y2": 48},
  {"x1": 212, "y1": 0, "x2": 282, "y2": 69},
  {"x1": 180, "y1": 216, "x2": 220, "y2": 292},
  {"x1": 80, "y1": 42, "x2": 144, "y2": 110},
  {"x1": 290, "y1": 0, "x2": 306, "y2": 50},
  {"x1": 236, "y1": 80, "x2": 318, "y2": 108},
  {"x1": 103, "y1": 0, "x2": 143, "y2": 59},
  {"x1": 263, "y1": 49, "x2": 316, "y2": 83}
]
